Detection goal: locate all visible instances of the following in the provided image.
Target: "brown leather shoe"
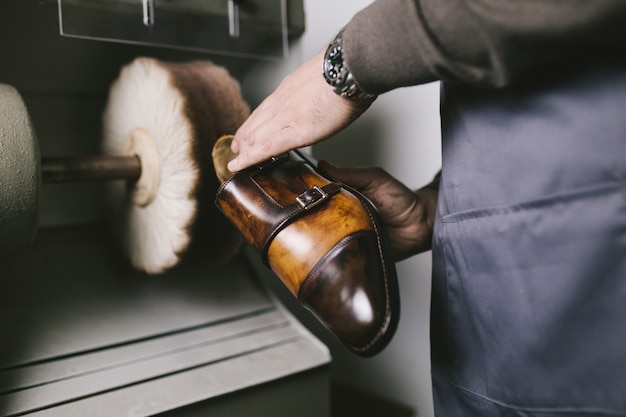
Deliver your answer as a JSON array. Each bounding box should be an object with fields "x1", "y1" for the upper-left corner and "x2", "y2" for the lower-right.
[{"x1": 213, "y1": 136, "x2": 399, "y2": 356}]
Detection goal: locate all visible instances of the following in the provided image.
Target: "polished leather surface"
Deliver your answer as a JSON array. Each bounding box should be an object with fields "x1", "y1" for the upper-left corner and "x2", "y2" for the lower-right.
[
  {"x1": 300, "y1": 230, "x2": 399, "y2": 356},
  {"x1": 215, "y1": 150, "x2": 399, "y2": 356}
]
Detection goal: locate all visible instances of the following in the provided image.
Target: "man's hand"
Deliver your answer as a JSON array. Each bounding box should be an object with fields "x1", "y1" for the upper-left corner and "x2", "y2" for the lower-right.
[
  {"x1": 228, "y1": 50, "x2": 373, "y2": 172},
  {"x1": 319, "y1": 161, "x2": 438, "y2": 261}
]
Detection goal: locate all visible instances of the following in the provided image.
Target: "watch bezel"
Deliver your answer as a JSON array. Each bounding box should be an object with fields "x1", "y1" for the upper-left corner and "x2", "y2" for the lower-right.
[
  {"x1": 322, "y1": 30, "x2": 377, "y2": 101},
  {"x1": 323, "y1": 39, "x2": 348, "y2": 88}
]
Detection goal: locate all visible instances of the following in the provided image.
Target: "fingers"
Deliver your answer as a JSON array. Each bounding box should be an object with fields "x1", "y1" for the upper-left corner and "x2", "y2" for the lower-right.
[
  {"x1": 318, "y1": 160, "x2": 389, "y2": 192},
  {"x1": 318, "y1": 160, "x2": 433, "y2": 260},
  {"x1": 228, "y1": 110, "x2": 307, "y2": 173}
]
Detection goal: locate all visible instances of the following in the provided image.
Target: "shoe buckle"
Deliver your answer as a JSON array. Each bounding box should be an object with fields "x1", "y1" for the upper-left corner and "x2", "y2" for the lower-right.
[
  {"x1": 296, "y1": 185, "x2": 330, "y2": 210},
  {"x1": 257, "y1": 153, "x2": 289, "y2": 170}
]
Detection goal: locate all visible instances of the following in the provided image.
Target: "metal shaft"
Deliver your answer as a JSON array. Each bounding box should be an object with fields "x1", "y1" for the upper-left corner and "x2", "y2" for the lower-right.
[{"x1": 41, "y1": 155, "x2": 142, "y2": 184}]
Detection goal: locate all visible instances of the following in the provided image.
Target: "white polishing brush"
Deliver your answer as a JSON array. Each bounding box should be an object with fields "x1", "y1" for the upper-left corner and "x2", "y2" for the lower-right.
[{"x1": 102, "y1": 57, "x2": 250, "y2": 274}]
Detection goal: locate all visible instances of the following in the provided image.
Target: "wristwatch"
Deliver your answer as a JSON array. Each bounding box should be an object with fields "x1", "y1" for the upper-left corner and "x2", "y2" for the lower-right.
[{"x1": 323, "y1": 29, "x2": 377, "y2": 101}]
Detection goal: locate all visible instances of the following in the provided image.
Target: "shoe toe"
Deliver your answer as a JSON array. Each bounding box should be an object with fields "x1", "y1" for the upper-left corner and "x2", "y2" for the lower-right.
[{"x1": 299, "y1": 230, "x2": 399, "y2": 356}]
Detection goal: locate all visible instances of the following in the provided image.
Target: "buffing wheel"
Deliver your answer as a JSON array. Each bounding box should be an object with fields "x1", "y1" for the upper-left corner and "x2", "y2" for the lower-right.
[
  {"x1": 102, "y1": 57, "x2": 250, "y2": 274},
  {"x1": 0, "y1": 84, "x2": 41, "y2": 256}
]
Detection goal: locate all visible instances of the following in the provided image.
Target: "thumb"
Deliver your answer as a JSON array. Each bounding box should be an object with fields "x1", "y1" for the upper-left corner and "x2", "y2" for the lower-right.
[{"x1": 318, "y1": 160, "x2": 383, "y2": 192}]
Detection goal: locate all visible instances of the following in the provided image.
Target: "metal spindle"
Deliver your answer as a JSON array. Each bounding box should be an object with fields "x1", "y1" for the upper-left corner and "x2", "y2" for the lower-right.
[{"x1": 41, "y1": 155, "x2": 142, "y2": 184}]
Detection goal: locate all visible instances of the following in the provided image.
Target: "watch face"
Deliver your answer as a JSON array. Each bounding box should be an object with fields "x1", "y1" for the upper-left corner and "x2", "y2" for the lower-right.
[{"x1": 324, "y1": 42, "x2": 346, "y2": 86}]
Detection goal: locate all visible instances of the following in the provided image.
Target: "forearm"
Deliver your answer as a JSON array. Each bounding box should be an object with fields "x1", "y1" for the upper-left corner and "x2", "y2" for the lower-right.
[{"x1": 342, "y1": 0, "x2": 626, "y2": 93}]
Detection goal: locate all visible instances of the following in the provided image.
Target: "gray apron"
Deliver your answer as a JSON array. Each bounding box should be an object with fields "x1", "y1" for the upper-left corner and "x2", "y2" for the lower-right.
[{"x1": 431, "y1": 65, "x2": 626, "y2": 416}]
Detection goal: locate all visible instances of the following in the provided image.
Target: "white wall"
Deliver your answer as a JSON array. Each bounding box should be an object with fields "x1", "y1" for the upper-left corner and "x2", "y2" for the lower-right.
[{"x1": 241, "y1": 1, "x2": 441, "y2": 416}]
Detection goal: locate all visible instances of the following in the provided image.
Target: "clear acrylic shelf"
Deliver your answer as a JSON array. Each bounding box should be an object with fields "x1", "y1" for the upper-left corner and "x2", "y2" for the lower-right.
[{"x1": 57, "y1": 0, "x2": 304, "y2": 60}]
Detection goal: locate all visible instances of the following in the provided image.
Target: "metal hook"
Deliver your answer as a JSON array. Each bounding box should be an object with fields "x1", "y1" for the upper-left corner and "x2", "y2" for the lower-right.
[
  {"x1": 142, "y1": 0, "x2": 155, "y2": 27},
  {"x1": 228, "y1": 0, "x2": 240, "y2": 38}
]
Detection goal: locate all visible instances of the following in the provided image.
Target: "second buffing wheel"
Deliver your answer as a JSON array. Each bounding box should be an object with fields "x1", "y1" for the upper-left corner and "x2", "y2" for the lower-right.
[{"x1": 102, "y1": 57, "x2": 250, "y2": 274}]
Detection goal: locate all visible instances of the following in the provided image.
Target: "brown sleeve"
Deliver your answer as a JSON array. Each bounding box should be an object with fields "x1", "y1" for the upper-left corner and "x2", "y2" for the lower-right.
[{"x1": 342, "y1": 0, "x2": 626, "y2": 94}]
